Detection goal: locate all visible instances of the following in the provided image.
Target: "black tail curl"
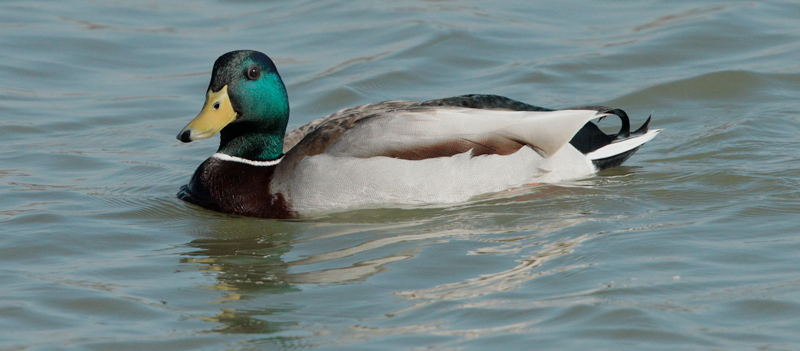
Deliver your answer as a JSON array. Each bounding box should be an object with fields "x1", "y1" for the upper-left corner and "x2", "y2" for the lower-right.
[{"x1": 572, "y1": 109, "x2": 652, "y2": 170}]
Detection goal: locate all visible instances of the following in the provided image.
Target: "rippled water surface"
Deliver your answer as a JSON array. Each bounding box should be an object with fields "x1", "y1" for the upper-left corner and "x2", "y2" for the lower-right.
[{"x1": 3, "y1": 1, "x2": 800, "y2": 350}]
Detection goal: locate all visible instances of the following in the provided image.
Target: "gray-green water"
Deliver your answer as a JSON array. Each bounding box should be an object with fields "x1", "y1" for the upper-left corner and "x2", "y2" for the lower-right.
[{"x1": 3, "y1": 1, "x2": 800, "y2": 350}]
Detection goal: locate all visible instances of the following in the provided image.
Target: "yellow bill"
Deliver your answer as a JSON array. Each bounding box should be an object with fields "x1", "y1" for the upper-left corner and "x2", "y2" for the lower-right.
[{"x1": 177, "y1": 85, "x2": 237, "y2": 142}]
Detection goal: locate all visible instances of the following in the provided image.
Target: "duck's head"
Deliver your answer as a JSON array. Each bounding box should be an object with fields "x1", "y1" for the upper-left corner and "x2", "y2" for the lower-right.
[{"x1": 177, "y1": 50, "x2": 289, "y2": 160}]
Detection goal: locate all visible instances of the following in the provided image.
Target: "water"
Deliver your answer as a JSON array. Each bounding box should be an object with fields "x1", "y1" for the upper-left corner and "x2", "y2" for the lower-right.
[{"x1": 3, "y1": 0, "x2": 800, "y2": 350}]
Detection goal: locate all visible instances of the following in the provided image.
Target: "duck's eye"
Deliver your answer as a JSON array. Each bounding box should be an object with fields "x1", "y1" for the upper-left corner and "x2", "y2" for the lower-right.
[{"x1": 247, "y1": 65, "x2": 261, "y2": 80}]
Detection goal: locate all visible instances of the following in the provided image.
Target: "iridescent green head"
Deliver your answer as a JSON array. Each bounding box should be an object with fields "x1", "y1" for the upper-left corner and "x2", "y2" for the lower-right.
[{"x1": 177, "y1": 50, "x2": 289, "y2": 161}]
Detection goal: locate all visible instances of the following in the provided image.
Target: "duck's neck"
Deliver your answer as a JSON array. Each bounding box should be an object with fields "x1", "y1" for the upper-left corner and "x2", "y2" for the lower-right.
[{"x1": 217, "y1": 118, "x2": 287, "y2": 161}]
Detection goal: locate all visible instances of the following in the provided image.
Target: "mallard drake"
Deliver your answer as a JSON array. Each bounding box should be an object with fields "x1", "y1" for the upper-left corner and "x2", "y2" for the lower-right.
[{"x1": 177, "y1": 50, "x2": 659, "y2": 218}]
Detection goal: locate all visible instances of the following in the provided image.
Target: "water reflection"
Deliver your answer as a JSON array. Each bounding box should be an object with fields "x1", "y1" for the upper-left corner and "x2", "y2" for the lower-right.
[
  {"x1": 180, "y1": 219, "x2": 299, "y2": 333},
  {"x1": 183, "y1": 235, "x2": 296, "y2": 294},
  {"x1": 179, "y1": 189, "x2": 607, "y2": 336},
  {"x1": 395, "y1": 231, "x2": 595, "y2": 301}
]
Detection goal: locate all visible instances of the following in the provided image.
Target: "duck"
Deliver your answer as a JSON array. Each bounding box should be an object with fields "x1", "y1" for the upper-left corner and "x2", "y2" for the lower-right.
[{"x1": 176, "y1": 50, "x2": 659, "y2": 218}]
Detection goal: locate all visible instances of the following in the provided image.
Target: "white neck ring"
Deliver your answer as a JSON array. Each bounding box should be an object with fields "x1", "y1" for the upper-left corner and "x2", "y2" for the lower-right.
[{"x1": 212, "y1": 153, "x2": 283, "y2": 166}]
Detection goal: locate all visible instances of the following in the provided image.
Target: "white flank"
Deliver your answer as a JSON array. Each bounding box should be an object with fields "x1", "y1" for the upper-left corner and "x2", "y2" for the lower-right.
[
  {"x1": 212, "y1": 152, "x2": 283, "y2": 166},
  {"x1": 283, "y1": 145, "x2": 596, "y2": 215},
  {"x1": 585, "y1": 129, "x2": 661, "y2": 161}
]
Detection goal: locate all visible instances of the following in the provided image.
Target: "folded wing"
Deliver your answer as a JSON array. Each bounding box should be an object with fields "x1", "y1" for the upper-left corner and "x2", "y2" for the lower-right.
[{"x1": 318, "y1": 108, "x2": 605, "y2": 160}]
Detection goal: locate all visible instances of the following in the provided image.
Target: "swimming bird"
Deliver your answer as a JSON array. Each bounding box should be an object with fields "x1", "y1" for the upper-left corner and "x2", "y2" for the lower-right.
[{"x1": 176, "y1": 50, "x2": 659, "y2": 218}]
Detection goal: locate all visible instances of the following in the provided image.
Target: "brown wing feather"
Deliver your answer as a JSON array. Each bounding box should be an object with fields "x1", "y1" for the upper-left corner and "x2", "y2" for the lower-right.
[{"x1": 372, "y1": 137, "x2": 525, "y2": 160}]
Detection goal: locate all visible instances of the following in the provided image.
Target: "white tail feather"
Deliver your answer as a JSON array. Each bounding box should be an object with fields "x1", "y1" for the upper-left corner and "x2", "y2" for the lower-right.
[{"x1": 586, "y1": 129, "x2": 661, "y2": 160}]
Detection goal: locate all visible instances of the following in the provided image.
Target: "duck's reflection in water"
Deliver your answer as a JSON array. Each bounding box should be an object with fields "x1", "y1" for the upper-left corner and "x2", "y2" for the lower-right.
[{"x1": 180, "y1": 186, "x2": 611, "y2": 336}]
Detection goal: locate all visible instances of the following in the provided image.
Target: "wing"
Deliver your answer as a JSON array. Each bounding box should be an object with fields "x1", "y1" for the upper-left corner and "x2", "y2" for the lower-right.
[{"x1": 283, "y1": 106, "x2": 603, "y2": 165}]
